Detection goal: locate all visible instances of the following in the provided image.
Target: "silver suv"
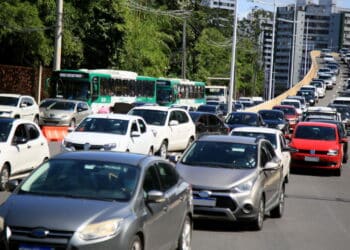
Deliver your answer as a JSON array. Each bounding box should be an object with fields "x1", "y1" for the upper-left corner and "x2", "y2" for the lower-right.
[{"x1": 176, "y1": 135, "x2": 285, "y2": 230}]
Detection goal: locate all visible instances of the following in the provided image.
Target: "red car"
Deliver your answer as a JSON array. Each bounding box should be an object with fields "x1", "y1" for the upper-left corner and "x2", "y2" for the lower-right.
[
  {"x1": 289, "y1": 122, "x2": 347, "y2": 176},
  {"x1": 272, "y1": 105, "x2": 299, "y2": 131}
]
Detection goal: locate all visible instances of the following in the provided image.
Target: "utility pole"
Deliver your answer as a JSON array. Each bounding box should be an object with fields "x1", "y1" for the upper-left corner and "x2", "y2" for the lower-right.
[
  {"x1": 178, "y1": 0, "x2": 189, "y2": 80},
  {"x1": 53, "y1": 0, "x2": 63, "y2": 71},
  {"x1": 290, "y1": 0, "x2": 297, "y2": 89},
  {"x1": 304, "y1": 18, "x2": 309, "y2": 76},
  {"x1": 227, "y1": 0, "x2": 238, "y2": 114}
]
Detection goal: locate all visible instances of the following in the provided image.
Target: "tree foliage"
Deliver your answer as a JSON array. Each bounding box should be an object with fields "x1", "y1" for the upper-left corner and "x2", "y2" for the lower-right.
[{"x1": 0, "y1": 0, "x2": 266, "y2": 96}]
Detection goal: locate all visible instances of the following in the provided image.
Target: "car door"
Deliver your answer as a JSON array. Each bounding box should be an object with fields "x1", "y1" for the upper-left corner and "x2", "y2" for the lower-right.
[
  {"x1": 208, "y1": 114, "x2": 224, "y2": 135},
  {"x1": 260, "y1": 142, "x2": 282, "y2": 209},
  {"x1": 196, "y1": 114, "x2": 208, "y2": 137},
  {"x1": 9, "y1": 123, "x2": 32, "y2": 174},
  {"x1": 175, "y1": 110, "x2": 193, "y2": 150},
  {"x1": 137, "y1": 118, "x2": 153, "y2": 154},
  {"x1": 24, "y1": 123, "x2": 48, "y2": 169},
  {"x1": 128, "y1": 120, "x2": 144, "y2": 154},
  {"x1": 279, "y1": 134, "x2": 291, "y2": 179},
  {"x1": 167, "y1": 110, "x2": 182, "y2": 150},
  {"x1": 19, "y1": 97, "x2": 35, "y2": 121},
  {"x1": 142, "y1": 165, "x2": 169, "y2": 250},
  {"x1": 155, "y1": 162, "x2": 186, "y2": 250}
]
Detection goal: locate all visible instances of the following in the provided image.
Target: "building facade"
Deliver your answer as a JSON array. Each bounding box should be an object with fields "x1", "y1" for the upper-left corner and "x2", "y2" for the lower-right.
[{"x1": 200, "y1": 0, "x2": 235, "y2": 11}]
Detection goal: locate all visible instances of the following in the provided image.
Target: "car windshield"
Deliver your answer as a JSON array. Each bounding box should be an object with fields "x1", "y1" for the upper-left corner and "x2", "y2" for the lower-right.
[
  {"x1": 181, "y1": 141, "x2": 257, "y2": 169},
  {"x1": 19, "y1": 159, "x2": 140, "y2": 202},
  {"x1": 50, "y1": 101, "x2": 75, "y2": 111},
  {"x1": 273, "y1": 107, "x2": 296, "y2": 115},
  {"x1": 281, "y1": 101, "x2": 300, "y2": 108},
  {"x1": 0, "y1": 96, "x2": 19, "y2": 107},
  {"x1": 197, "y1": 105, "x2": 216, "y2": 112},
  {"x1": 232, "y1": 131, "x2": 277, "y2": 148},
  {"x1": 259, "y1": 111, "x2": 284, "y2": 121},
  {"x1": 129, "y1": 109, "x2": 167, "y2": 126},
  {"x1": 39, "y1": 99, "x2": 57, "y2": 108},
  {"x1": 0, "y1": 120, "x2": 12, "y2": 142},
  {"x1": 225, "y1": 113, "x2": 257, "y2": 126},
  {"x1": 310, "y1": 82, "x2": 322, "y2": 88},
  {"x1": 76, "y1": 118, "x2": 129, "y2": 135},
  {"x1": 288, "y1": 97, "x2": 305, "y2": 105},
  {"x1": 295, "y1": 126, "x2": 336, "y2": 140}
]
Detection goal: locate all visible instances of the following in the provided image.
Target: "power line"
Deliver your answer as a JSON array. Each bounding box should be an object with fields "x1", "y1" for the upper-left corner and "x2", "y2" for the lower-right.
[{"x1": 0, "y1": 22, "x2": 55, "y2": 33}]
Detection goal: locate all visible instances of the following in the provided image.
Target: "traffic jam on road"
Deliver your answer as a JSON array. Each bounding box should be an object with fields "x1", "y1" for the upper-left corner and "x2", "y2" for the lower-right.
[{"x1": 0, "y1": 51, "x2": 349, "y2": 249}]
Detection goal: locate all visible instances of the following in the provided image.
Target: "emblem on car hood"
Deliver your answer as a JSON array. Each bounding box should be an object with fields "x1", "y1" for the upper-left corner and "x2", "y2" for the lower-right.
[
  {"x1": 30, "y1": 228, "x2": 50, "y2": 238},
  {"x1": 198, "y1": 190, "x2": 212, "y2": 198}
]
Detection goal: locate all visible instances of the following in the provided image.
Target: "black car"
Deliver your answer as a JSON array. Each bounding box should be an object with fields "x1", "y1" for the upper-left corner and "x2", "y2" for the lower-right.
[
  {"x1": 296, "y1": 90, "x2": 316, "y2": 106},
  {"x1": 189, "y1": 111, "x2": 229, "y2": 138},
  {"x1": 328, "y1": 103, "x2": 350, "y2": 133},
  {"x1": 224, "y1": 112, "x2": 266, "y2": 131},
  {"x1": 197, "y1": 104, "x2": 223, "y2": 118},
  {"x1": 258, "y1": 109, "x2": 289, "y2": 134}
]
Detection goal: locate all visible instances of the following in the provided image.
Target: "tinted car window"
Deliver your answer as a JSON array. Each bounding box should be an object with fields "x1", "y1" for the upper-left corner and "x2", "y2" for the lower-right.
[
  {"x1": 232, "y1": 131, "x2": 277, "y2": 148},
  {"x1": 138, "y1": 119, "x2": 147, "y2": 133},
  {"x1": 156, "y1": 163, "x2": 179, "y2": 191},
  {"x1": 295, "y1": 126, "x2": 336, "y2": 140},
  {"x1": 129, "y1": 109, "x2": 167, "y2": 126},
  {"x1": 225, "y1": 113, "x2": 258, "y2": 126},
  {"x1": 176, "y1": 111, "x2": 189, "y2": 124},
  {"x1": 0, "y1": 120, "x2": 12, "y2": 142},
  {"x1": 76, "y1": 118, "x2": 129, "y2": 135},
  {"x1": 26, "y1": 124, "x2": 40, "y2": 140},
  {"x1": 143, "y1": 165, "x2": 161, "y2": 193}
]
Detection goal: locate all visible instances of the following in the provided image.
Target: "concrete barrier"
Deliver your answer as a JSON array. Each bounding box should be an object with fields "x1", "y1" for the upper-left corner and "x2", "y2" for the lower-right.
[{"x1": 245, "y1": 50, "x2": 321, "y2": 112}]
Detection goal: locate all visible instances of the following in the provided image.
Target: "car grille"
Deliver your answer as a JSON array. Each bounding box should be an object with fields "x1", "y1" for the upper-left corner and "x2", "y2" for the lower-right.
[
  {"x1": 9, "y1": 226, "x2": 74, "y2": 250},
  {"x1": 71, "y1": 143, "x2": 104, "y2": 151},
  {"x1": 292, "y1": 160, "x2": 337, "y2": 167},
  {"x1": 297, "y1": 149, "x2": 329, "y2": 155},
  {"x1": 192, "y1": 189, "x2": 237, "y2": 212}
]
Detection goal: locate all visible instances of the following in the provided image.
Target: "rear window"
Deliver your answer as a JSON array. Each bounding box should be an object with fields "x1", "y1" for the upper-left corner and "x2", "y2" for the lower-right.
[{"x1": 295, "y1": 126, "x2": 336, "y2": 141}]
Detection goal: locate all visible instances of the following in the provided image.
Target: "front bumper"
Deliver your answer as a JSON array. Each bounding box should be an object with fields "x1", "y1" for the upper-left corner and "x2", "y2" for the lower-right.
[
  {"x1": 39, "y1": 117, "x2": 71, "y2": 126},
  {"x1": 291, "y1": 152, "x2": 341, "y2": 170},
  {"x1": 191, "y1": 188, "x2": 259, "y2": 222}
]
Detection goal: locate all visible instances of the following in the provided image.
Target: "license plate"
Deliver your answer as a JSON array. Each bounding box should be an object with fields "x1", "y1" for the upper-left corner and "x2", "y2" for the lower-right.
[
  {"x1": 19, "y1": 244, "x2": 54, "y2": 250},
  {"x1": 193, "y1": 197, "x2": 216, "y2": 207},
  {"x1": 305, "y1": 156, "x2": 319, "y2": 162}
]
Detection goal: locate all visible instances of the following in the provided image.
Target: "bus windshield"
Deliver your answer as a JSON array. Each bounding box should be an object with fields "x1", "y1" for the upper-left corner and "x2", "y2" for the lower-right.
[
  {"x1": 52, "y1": 79, "x2": 90, "y2": 101},
  {"x1": 157, "y1": 88, "x2": 173, "y2": 104}
]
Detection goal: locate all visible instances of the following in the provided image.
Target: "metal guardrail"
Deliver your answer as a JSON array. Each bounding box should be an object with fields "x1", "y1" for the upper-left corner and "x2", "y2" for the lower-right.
[{"x1": 245, "y1": 50, "x2": 321, "y2": 112}]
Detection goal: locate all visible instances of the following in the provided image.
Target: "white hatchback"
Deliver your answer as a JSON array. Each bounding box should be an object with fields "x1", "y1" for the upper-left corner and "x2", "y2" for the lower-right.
[
  {"x1": 0, "y1": 94, "x2": 40, "y2": 124},
  {"x1": 231, "y1": 127, "x2": 291, "y2": 183},
  {"x1": 62, "y1": 114, "x2": 156, "y2": 155},
  {"x1": 0, "y1": 118, "x2": 50, "y2": 189},
  {"x1": 128, "y1": 106, "x2": 196, "y2": 157}
]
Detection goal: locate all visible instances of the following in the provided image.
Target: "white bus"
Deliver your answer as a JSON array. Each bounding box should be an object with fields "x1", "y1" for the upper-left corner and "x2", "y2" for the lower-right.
[{"x1": 205, "y1": 85, "x2": 228, "y2": 103}]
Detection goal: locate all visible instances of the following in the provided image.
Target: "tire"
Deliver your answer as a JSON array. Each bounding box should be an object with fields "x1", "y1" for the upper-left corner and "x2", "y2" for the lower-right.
[
  {"x1": 129, "y1": 235, "x2": 143, "y2": 250},
  {"x1": 158, "y1": 141, "x2": 168, "y2": 158},
  {"x1": 334, "y1": 167, "x2": 342, "y2": 177},
  {"x1": 177, "y1": 216, "x2": 192, "y2": 250},
  {"x1": 33, "y1": 116, "x2": 39, "y2": 125},
  {"x1": 0, "y1": 164, "x2": 10, "y2": 191},
  {"x1": 250, "y1": 196, "x2": 265, "y2": 231},
  {"x1": 270, "y1": 184, "x2": 285, "y2": 218},
  {"x1": 69, "y1": 119, "x2": 76, "y2": 128}
]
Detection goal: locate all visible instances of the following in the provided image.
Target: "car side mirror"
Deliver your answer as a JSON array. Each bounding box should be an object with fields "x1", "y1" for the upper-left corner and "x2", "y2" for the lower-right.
[
  {"x1": 146, "y1": 190, "x2": 166, "y2": 203},
  {"x1": 131, "y1": 131, "x2": 141, "y2": 137},
  {"x1": 5, "y1": 179, "x2": 20, "y2": 192},
  {"x1": 264, "y1": 161, "x2": 280, "y2": 170},
  {"x1": 77, "y1": 108, "x2": 83, "y2": 112},
  {"x1": 341, "y1": 138, "x2": 348, "y2": 143},
  {"x1": 13, "y1": 136, "x2": 27, "y2": 145},
  {"x1": 20, "y1": 103, "x2": 27, "y2": 108},
  {"x1": 169, "y1": 120, "x2": 179, "y2": 126}
]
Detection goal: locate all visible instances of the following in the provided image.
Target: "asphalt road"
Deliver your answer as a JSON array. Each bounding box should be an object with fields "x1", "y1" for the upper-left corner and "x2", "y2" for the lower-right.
[{"x1": 1, "y1": 58, "x2": 350, "y2": 250}]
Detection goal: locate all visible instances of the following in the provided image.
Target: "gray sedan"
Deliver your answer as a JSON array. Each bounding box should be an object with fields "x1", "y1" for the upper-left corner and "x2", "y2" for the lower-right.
[
  {"x1": 0, "y1": 151, "x2": 193, "y2": 250},
  {"x1": 176, "y1": 135, "x2": 284, "y2": 230}
]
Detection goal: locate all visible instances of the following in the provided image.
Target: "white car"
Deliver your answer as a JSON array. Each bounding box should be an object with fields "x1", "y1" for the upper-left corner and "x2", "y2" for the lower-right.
[
  {"x1": 309, "y1": 81, "x2": 326, "y2": 98},
  {"x1": 300, "y1": 85, "x2": 319, "y2": 101},
  {"x1": 0, "y1": 94, "x2": 40, "y2": 123},
  {"x1": 128, "y1": 106, "x2": 196, "y2": 157},
  {"x1": 281, "y1": 99, "x2": 302, "y2": 116},
  {"x1": 0, "y1": 118, "x2": 50, "y2": 190},
  {"x1": 62, "y1": 114, "x2": 156, "y2": 155},
  {"x1": 230, "y1": 127, "x2": 291, "y2": 183}
]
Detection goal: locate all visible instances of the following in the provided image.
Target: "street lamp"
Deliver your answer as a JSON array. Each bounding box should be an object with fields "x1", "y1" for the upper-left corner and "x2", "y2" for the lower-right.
[
  {"x1": 304, "y1": 18, "x2": 310, "y2": 76},
  {"x1": 227, "y1": 0, "x2": 238, "y2": 114}
]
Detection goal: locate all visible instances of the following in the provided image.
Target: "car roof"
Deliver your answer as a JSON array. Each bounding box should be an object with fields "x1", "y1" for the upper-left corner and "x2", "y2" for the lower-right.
[
  {"x1": 273, "y1": 105, "x2": 296, "y2": 109},
  {"x1": 85, "y1": 113, "x2": 142, "y2": 120},
  {"x1": 52, "y1": 151, "x2": 161, "y2": 168},
  {"x1": 334, "y1": 97, "x2": 350, "y2": 101},
  {"x1": 306, "y1": 106, "x2": 335, "y2": 112},
  {"x1": 281, "y1": 99, "x2": 301, "y2": 103},
  {"x1": 228, "y1": 111, "x2": 257, "y2": 115},
  {"x1": 258, "y1": 109, "x2": 284, "y2": 114},
  {"x1": 197, "y1": 135, "x2": 258, "y2": 145},
  {"x1": 232, "y1": 126, "x2": 281, "y2": 135},
  {"x1": 0, "y1": 93, "x2": 25, "y2": 98},
  {"x1": 309, "y1": 119, "x2": 342, "y2": 125},
  {"x1": 130, "y1": 106, "x2": 172, "y2": 112}
]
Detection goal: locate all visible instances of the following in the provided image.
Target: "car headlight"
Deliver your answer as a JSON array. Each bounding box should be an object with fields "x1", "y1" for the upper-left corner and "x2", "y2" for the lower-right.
[
  {"x1": 103, "y1": 143, "x2": 117, "y2": 150},
  {"x1": 310, "y1": 99, "x2": 315, "y2": 103},
  {"x1": 0, "y1": 111, "x2": 13, "y2": 117},
  {"x1": 327, "y1": 149, "x2": 338, "y2": 156},
  {"x1": 79, "y1": 219, "x2": 123, "y2": 241},
  {"x1": 232, "y1": 180, "x2": 254, "y2": 193}
]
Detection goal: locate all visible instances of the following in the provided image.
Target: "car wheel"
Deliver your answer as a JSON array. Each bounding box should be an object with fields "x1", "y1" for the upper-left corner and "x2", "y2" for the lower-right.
[
  {"x1": 250, "y1": 196, "x2": 265, "y2": 231},
  {"x1": 129, "y1": 235, "x2": 143, "y2": 250},
  {"x1": 158, "y1": 141, "x2": 168, "y2": 158},
  {"x1": 270, "y1": 184, "x2": 285, "y2": 218},
  {"x1": 177, "y1": 216, "x2": 192, "y2": 250},
  {"x1": 69, "y1": 119, "x2": 76, "y2": 128},
  {"x1": 334, "y1": 167, "x2": 342, "y2": 177},
  {"x1": 0, "y1": 164, "x2": 10, "y2": 191},
  {"x1": 33, "y1": 116, "x2": 39, "y2": 125}
]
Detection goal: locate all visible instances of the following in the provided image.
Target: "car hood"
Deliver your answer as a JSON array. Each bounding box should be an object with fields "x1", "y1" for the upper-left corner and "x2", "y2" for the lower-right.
[
  {"x1": 264, "y1": 119, "x2": 284, "y2": 125},
  {"x1": 43, "y1": 110, "x2": 73, "y2": 117},
  {"x1": 65, "y1": 132, "x2": 125, "y2": 144},
  {"x1": 226, "y1": 123, "x2": 255, "y2": 129},
  {"x1": 290, "y1": 138, "x2": 339, "y2": 150},
  {"x1": 176, "y1": 163, "x2": 256, "y2": 189},
  {"x1": 0, "y1": 194, "x2": 129, "y2": 231},
  {"x1": 0, "y1": 105, "x2": 16, "y2": 112}
]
